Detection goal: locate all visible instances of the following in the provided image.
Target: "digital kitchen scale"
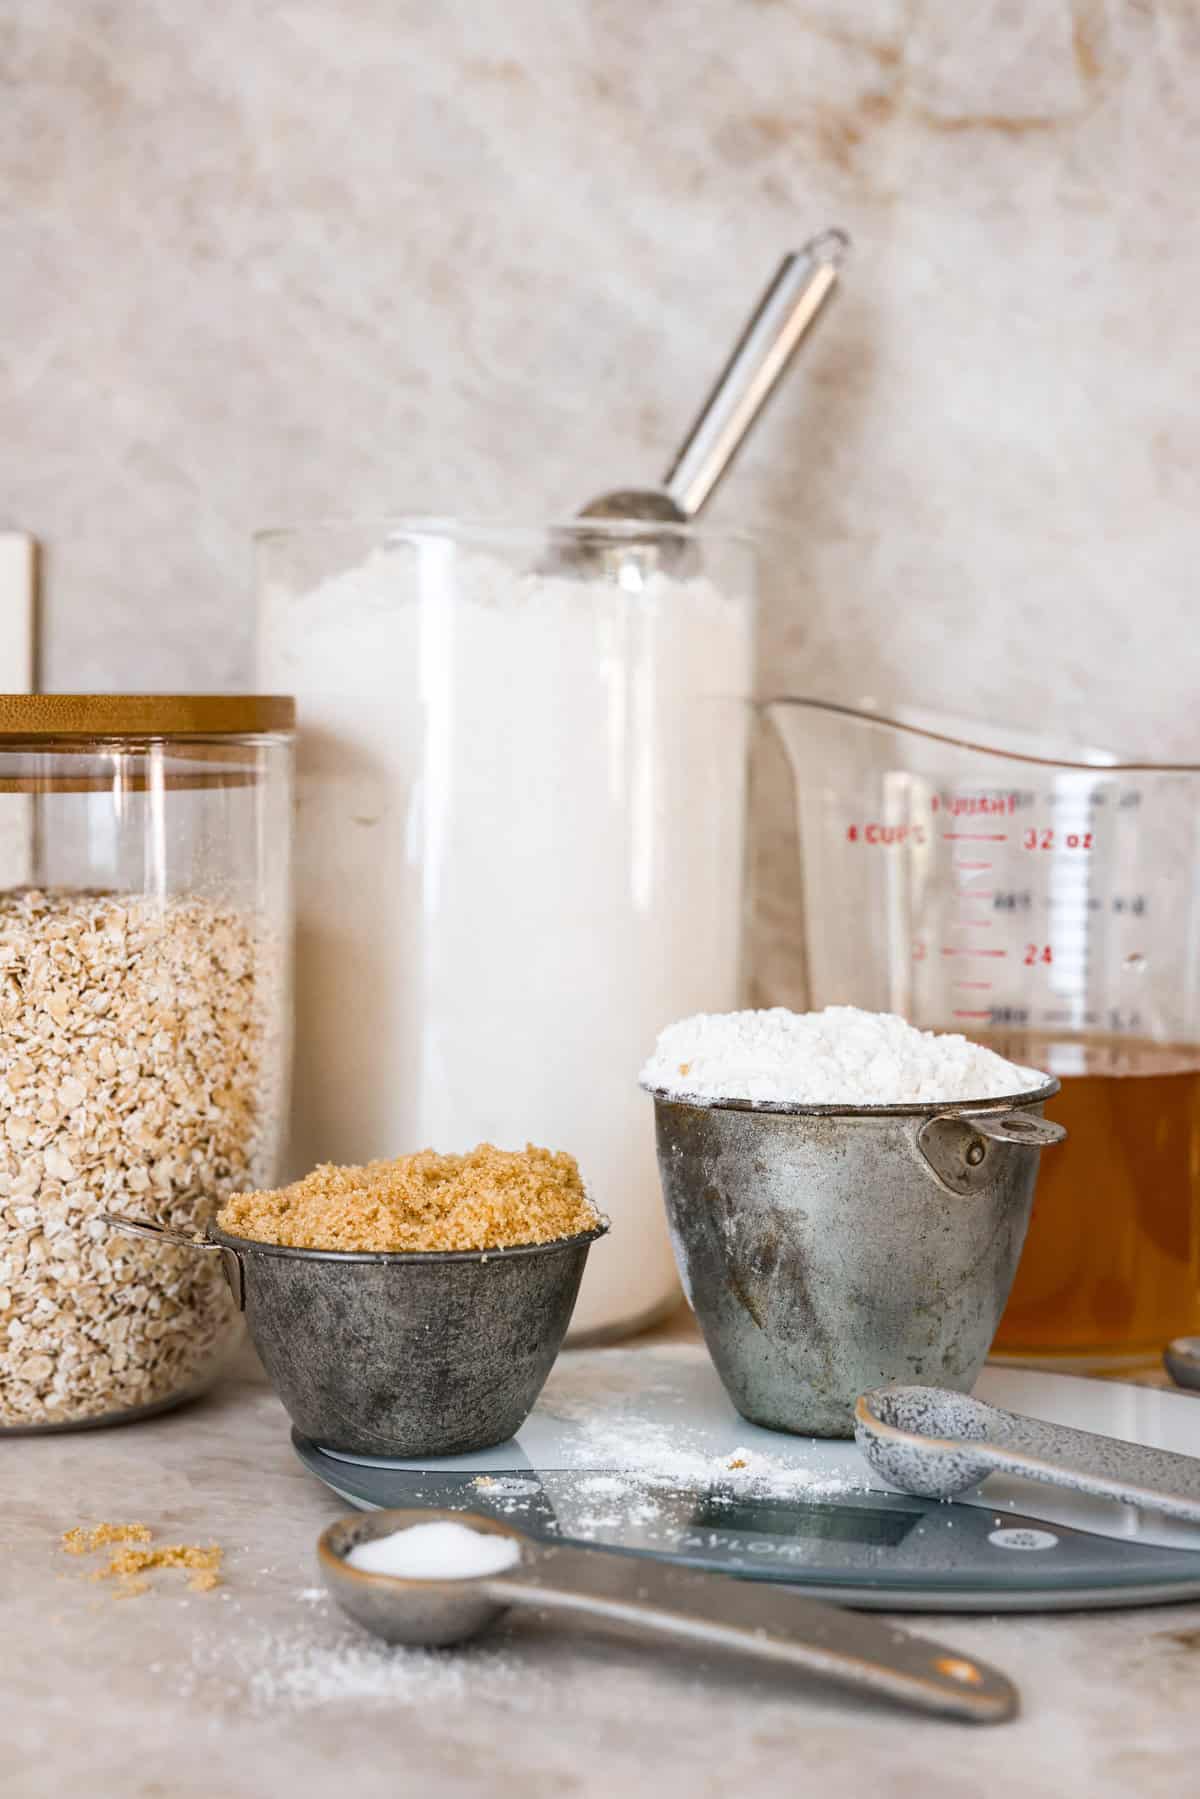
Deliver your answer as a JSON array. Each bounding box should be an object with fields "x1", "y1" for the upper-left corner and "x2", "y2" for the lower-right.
[{"x1": 293, "y1": 1345, "x2": 1200, "y2": 1612}]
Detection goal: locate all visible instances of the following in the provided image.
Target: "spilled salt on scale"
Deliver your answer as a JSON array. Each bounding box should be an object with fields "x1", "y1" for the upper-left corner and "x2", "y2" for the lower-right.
[{"x1": 346, "y1": 1520, "x2": 522, "y2": 1579}]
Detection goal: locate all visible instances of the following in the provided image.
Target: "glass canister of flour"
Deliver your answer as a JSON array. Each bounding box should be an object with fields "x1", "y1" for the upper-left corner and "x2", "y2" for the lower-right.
[
  {"x1": 0, "y1": 696, "x2": 293, "y2": 1429},
  {"x1": 257, "y1": 519, "x2": 756, "y2": 1338}
]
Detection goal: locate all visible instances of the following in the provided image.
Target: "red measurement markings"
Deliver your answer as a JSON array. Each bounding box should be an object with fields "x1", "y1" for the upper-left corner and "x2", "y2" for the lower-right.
[
  {"x1": 953, "y1": 860, "x2": 993, "y2": 871},
  {"x1": 1024, "y1": 943, "x2": 1054, "y2": 966},
  {"x1": 932, "y1": 793, "x2": 1019, "y2": 817},
  {"x1": 953, "y1": 1010, "x2": 993, "y2": 1020},
  {"x1": 941, "y1": 947, "x2": 1008, "y2": 958},
  {"x1": 845, "y1": 824, "x2": 926, "y2": 845},
  {"x1": 942, "y1": 832, "x2": 1009, "y2": 842},
  {"x1": 1023, "y1": 829, "x2": 1093, "y2": 852}
]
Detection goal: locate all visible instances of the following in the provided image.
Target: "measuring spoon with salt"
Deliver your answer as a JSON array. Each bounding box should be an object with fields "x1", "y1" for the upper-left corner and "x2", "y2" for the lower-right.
[{"x1": 319, "y1": 1507, "x2": 1016, "y2": 1724}]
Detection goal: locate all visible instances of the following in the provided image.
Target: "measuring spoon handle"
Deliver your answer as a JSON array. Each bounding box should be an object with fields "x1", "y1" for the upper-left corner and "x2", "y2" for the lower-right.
[
  {"x1": 978, "y1": 1406, "x2": 1200, "y2": 1521},
  {"x1": 487, "y1": 1542, "x2": 1015, "y2": 1724}
]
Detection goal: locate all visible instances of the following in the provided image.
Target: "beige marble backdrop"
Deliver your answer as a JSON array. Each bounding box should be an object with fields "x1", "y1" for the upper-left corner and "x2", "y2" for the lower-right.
[{"x1": 3, "y1": 3, "x2": 1198, "y2": 757}]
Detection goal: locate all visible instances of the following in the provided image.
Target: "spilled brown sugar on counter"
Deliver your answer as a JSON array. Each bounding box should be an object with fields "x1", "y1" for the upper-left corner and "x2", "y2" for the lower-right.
[
  {"x1": 95, "y1": 1541, "x2": 223, "y2": 1593},
  {"x1": 61, "y1": 1521, "x2": 223, "y2": 1595},
  {"x1": 217, "y1": 1142, "x2": 599, "y2": 1253},
  {"x1": 62, "y1": 1521, "x2": 151, "y2": 1556}
]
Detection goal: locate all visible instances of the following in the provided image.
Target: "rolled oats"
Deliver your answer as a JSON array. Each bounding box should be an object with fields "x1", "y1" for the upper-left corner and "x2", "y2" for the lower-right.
[{"x1": 0, "y1": 889, "x2": 283, "y2": 1428}]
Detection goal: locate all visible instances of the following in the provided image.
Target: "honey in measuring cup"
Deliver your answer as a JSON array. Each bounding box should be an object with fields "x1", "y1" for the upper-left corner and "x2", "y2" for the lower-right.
[
  {"x1": 984, "y1": 1033, "x2": 1200, "y2": 1367},
  {"x1": 763, "y1": 695, "x2": 1200, "y2": 1366}
]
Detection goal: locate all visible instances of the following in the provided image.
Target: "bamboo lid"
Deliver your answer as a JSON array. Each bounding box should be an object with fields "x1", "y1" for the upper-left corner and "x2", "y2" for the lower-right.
[{"x1": 0, "y1": 695, "x2": 295, "y2": 738}]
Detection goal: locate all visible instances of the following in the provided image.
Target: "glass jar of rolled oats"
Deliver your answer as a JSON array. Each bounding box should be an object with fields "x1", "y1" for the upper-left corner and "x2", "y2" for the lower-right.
[{"x1": 0, "y1": 696, "x2": 293, "y2": 1430}]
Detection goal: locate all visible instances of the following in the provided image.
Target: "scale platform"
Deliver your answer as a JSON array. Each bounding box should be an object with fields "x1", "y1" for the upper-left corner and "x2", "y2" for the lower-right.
[{"x1": 293, "y1": 1345, "x2": 1200, "y2": 1612}]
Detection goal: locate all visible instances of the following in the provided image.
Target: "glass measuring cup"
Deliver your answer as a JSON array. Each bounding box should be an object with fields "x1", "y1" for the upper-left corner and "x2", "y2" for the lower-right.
[{"x1": 764, "y1": 698, "x2": 1200, "y2": 1369}]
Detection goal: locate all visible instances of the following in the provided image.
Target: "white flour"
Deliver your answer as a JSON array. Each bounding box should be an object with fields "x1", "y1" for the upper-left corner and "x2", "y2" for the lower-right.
[
  {"x1": 259, "y1": 534, "x2": 754, "y2": 1335},
  {"x1": 641, "y1": 1006, "x2": 1044, "y2": 1106},
  {"x1": 553, "y1": 1413, "x2": 859, "y2": 1501},
  {"x1": 532, "y1": 1347, "x2": 865, "y2": 1512}
]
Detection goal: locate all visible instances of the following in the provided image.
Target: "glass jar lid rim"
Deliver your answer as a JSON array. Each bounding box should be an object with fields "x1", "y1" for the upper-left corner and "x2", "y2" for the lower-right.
[
  {"x1": 253, "y1": 512, "x2": 760, "y2": 549},
  {"x1": 0, "y1": 695, "x2": 295, "y2": 738}
]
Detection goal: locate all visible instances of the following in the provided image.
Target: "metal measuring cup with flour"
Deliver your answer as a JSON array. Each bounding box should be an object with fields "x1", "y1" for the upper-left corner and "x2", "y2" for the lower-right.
[{"x1": 640, "y1": 1006, "x2": 1066, "y2": 1438}]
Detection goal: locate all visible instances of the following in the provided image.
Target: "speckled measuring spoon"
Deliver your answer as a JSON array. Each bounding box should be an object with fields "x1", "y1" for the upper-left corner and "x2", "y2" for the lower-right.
[
  {"x1": 856, "y1": 1386, "x2": 1200, "y2": 1523},
  {"x1": 319, "y1": 1507, "x2": 1016, "y2": 1724}
]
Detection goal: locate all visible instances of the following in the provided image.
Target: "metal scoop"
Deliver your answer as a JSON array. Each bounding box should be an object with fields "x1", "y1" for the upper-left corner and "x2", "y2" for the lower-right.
[
  {"x1": 856, "y1": 1386, "x2": 1200, "y2": 1523},
  {"x1": 549, "y1": 230, "x2": 847, "y2": 573},
  {"x1": 319, "y1": 1507, "x2": 1016, "y2": 1724},
  {"x1": 581, "y1": 229, "x2": 846, "y2": 525}
]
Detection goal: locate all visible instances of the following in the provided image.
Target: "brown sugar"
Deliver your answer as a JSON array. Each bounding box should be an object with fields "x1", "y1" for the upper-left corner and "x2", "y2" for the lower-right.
[
  {"x1": 93, "y1": 1542, "x2": 223, "y2": 1590},
  {"x1": 62, "y1": 1522, "x2": 151, "y2": 1556},
  {"x1": 62, "y1": 1522, "x2": 223, "y2": 1595},
  {"x1": 217, "y1": 1142, "x2": 599, "y2": 1253}
]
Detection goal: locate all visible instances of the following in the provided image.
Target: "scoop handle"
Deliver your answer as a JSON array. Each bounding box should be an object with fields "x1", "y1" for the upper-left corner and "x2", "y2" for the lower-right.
[
  {"x1": 486, "y1": 1541, "x2": 1015, "y2": 1724},
  {"x1": 661, "y1": 231, "x2": 847, "y2": 517}
]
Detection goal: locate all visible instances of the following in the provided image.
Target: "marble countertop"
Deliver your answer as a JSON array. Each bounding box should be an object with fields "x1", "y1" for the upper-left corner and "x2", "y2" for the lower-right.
[{"x1": 5, "y1": 1334, "x2": 1199, "y2": 1799}]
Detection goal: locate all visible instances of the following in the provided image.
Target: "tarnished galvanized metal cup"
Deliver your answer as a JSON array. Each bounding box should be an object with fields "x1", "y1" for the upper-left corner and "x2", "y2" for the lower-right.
[
  {"x1": 102, "y1": 1213, "x2": 608, "y2": 1457},
  {"x1": 643, "y1": 1083, "x2": 1064, "y2": 1438}
]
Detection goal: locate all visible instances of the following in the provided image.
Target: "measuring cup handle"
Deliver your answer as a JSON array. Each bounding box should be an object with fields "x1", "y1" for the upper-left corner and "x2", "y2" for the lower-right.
[
  {"x1": 101, "y1": 1212, "x2": 245, "y2": 1310},
  {"x1": 486, "y1": 1543, "x2": 1015, "y2": 1724},
  {"x1": 962, "y1": 1112, "x2": 1067, "y2": 1148},
  {"x1": 915, "y1": 1108, "x2": 1066, "y2": 1197},
  {"x1": 101, "y1": 1211, "x2": 209, "y2": 1251}
]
